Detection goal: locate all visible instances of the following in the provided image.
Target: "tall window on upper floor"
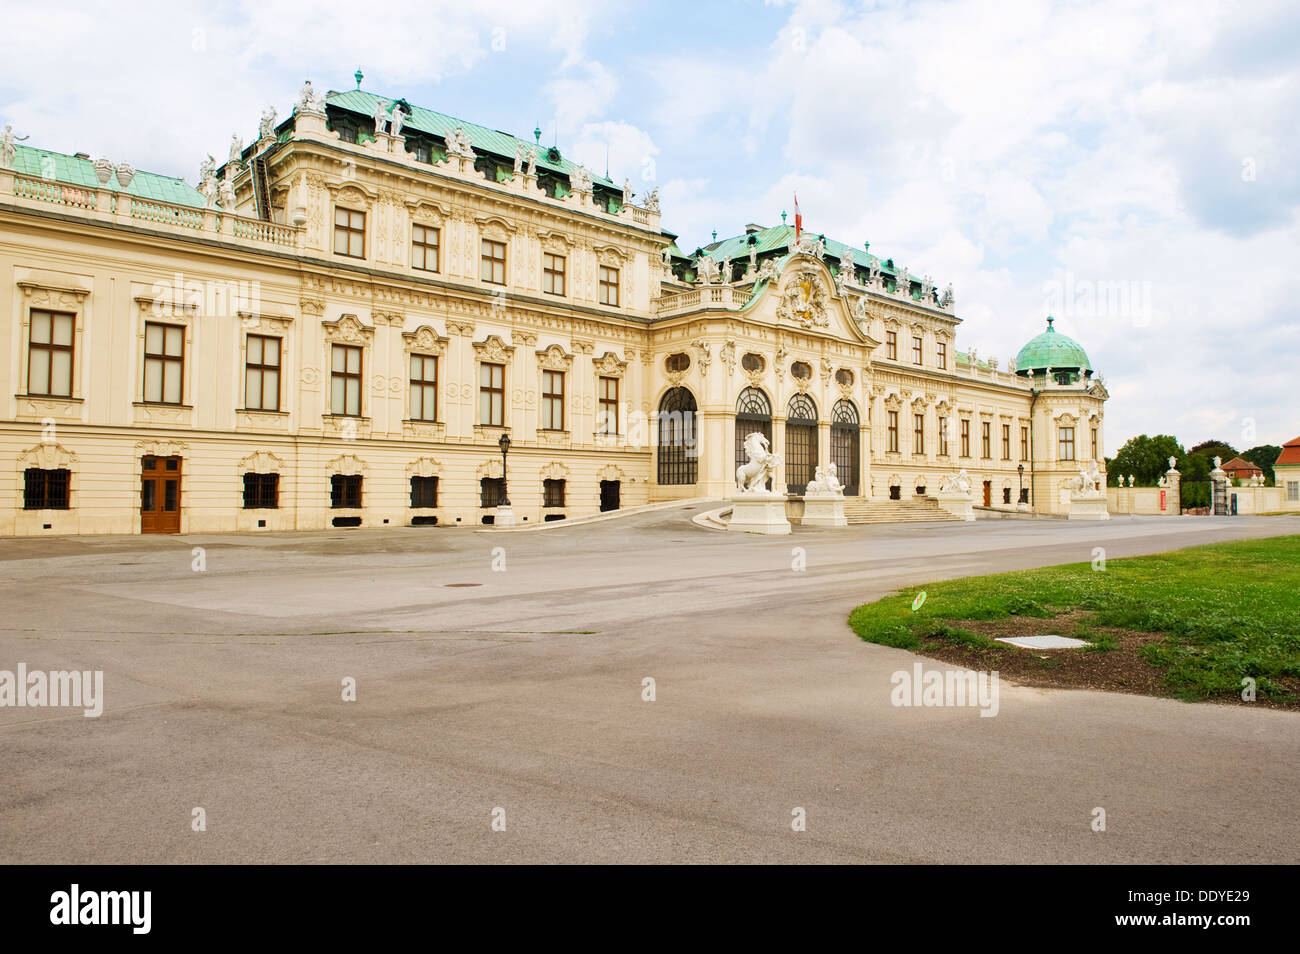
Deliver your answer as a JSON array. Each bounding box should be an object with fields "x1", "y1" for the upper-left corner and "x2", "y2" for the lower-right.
[
  {"x1": 333, "y1": 208, "x2": 366, "y2": 258},
  {"x1": 412, "y1": 225, "x2": 440, "y2": 272},
  {"x1": 936, "y1": 341, "x2": 947, "y2": 370},
  {"x1": 1091, "y1": 427, "x2": 1099, "y2": 459},
  {"x1": 479, "y1": 362, "x2": 504, "y2": 425},
  {"x1": 28, "y1": 310, "x2": 74, "y2": 398},
  {"x1": 541, "y1": 370, "x2": 565, "y2": 430},
  {"x1": 544, "y1": 253, "x2": 566, "y2": 295},
  {"x1": 599, "y1": 266, "x2": 620, "y2": 306},
  {"x1": 330, "y1": 344, "x2": 363, "y2": 416},
  {"x1": 409, "y1": 354, "x2": 437, "y2": 422},
  {"x1": 481, "y1": 239, "x2": 506, "y2": 285},
  {"x1": 597, "y1": 376, "x2": 619, "y2": 434},
  {"x1": 913, "y1": 413, "x2": 925, "y2": 456},
  {"x1": 887, "y1": 411, "x2": 899, "y2": 453},
  {"x1": 1021, "y1": 426, "x2": 1029, "y2": 461},
  {"x1": 939, "y1": 418, "x2": 949, "y2": 456},
  {"x1": 960, "y1": 418, "x2": 971, "y2": 457},
  {"x1": 981, "y1": 421, "x2": 991, "y2": 459},
  {"x1": 244, "y1": 335, "x2": 281, "y2": 411},
  {"x1": 143, "y1": 322, "x2": 185, "y2": 405},
  {"x1": 912, "y1": 335, "x2": 923, "y2": 365},
  {"x1": 1059, "y1": 426, "x2": 1076, "y2": 461},
  {"x1": 1002, "y1": 423, "x2": 1012, "y2": 461},
  {"x1": 886, "y1": 331, "x2": 897, "y2": 360}
]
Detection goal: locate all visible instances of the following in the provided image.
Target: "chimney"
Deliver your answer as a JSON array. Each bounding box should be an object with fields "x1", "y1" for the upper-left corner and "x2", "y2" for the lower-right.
[
  {"x1": 74, "y1": 152, "x2": 90, "y2": 160},
  {"x1": 744, "y1": 223, "x2": 763, "y2": 234}
]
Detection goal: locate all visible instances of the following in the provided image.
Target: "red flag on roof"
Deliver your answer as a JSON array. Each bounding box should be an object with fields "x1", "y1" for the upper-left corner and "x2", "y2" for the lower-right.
[{"x1": 794, "y1": 193, "x2": 802, "y2": 241}]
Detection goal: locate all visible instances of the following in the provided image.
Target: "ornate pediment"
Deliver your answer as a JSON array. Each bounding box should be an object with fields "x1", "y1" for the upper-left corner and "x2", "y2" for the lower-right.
[
  {"x1": 403, "y1": 325, "x2": 448, "y2": 355},
  {"x1": 406, "y1": 456, "x2": 442, "y2": 478},
  {"x1": 237, "y1": 450, "x2": 284, "y2": 474},
  {"x1": 327, "y1": 454, "x2": 366, "y2": 475},
  {"x1": 473, "y1": 334, "x2": 515, "y2": 364},
  {"x1": 776, "y1": 268, "x2": 831, "y2": 329},
  {"x1": 323, "y1": 314, "x2": 373, "y2": 344},
  {"x1": 536, "y1": 344, "x2": 573, "y2": 371},
  {"x1": 19, "y1": 442, "x2": 76, "y2": 471},
  {"x1": 592, "y1": 351, "x2": 628, "y2": 378}
]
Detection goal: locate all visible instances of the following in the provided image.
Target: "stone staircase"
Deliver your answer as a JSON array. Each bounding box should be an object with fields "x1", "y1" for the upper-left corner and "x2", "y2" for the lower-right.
[{"x1": 840, "y1": 496, "x2": 961, "y2": 525}]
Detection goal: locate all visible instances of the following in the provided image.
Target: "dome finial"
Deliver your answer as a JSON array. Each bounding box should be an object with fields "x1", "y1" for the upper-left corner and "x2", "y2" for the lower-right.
[
  {"x1": 1046, "y1": 315, "x2": 1055, "y2": 331},
  {"x1": 354, "y1": 68, "x2": 364, "y2": 89}
]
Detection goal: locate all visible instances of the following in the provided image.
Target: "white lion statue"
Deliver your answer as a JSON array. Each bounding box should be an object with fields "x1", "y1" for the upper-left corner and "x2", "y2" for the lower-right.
[
  {"x1": 938, "y1": 468, "x2": 972, "y2": 495},
  {"x1": 805, "y1": 462, "x2": 844, "y2": 496},
  {"x1": 736, "y1": 432, "x2": 781, "y2": 493}
]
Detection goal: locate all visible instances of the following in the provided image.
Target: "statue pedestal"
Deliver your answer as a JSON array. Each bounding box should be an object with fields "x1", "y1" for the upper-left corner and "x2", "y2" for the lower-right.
[
  {"x1": 1067, "y1": 493, "x2": 1110, "y2": 521},
  {"x1": 801, "y1": 493, "x2": 847, "y2": 528},
  {"x1": 293, "y1": 109, "x2": 329, "y2": 137},
  {"x1": 494, "y1": 505, "x2": 517, "y2": 527},
  {"x1": 728, "y1": 492, "x2": 791, "y2": 535},
  {"x1": 935, "y1": 491, "x2": 976, "y2": 521}
]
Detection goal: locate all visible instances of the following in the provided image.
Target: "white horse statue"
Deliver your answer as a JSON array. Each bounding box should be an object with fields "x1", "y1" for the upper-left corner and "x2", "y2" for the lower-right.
[
  {"x1": 1070, "y1": 460, "x2": 1103, "y2": 497},
  {"x1": 736, "y1": 432, "x2": 781, "y2": 493}
]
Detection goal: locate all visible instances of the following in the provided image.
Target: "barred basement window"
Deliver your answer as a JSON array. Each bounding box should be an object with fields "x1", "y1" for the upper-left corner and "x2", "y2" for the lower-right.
[
  {"x1": 543, "y1": 479, "x2": 566, "y2": 507},
  {"x1": 242, "y1": 473, "x2": 279, "y2": 509},
  {"x1": 330, "y1": 474, "x2": 363, "y2": 509},
  {"x1": 480, "y1": 477, "x2": 505, "y2": 508},
  {"x1": 410, "y1": 475, "x2": 438, "y2": 508},
  {"x1": 24, "y1": 468, "x2": 70, "y2": 509},
  {"x1": 1003, "y1": 487, "x2": 1012, "y2": 504}
]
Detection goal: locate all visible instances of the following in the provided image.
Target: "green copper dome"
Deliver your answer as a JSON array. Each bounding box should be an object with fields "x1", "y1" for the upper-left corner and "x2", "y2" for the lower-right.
[{"x1": 1015, "y1": 317, "x2": 1092, "y2": 377}]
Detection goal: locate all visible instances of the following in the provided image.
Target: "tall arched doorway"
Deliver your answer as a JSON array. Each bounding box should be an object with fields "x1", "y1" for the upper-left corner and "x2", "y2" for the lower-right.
[
  {"x1": 831, "y1": 399, "x2": 860, "y2": 495},
  {"x1": 735, "y1": 387, "x2": 773, "y2": 490},
  {"x1": 657, "y1": 387, "x2": 698, "y2": 485},
  {"x1": 785, "y1": 393, "x2": 818, "y2": 495}
]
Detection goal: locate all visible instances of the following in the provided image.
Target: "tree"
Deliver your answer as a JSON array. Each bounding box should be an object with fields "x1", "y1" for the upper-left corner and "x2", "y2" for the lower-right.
[
  {"x1": 1106, "y1": 434, "x2": 1185, "y2": 486},
  {"x1": 1242, "y1": 445, "x2": 1282, "y2": 484},
  {"x1": 1189, "y1": 438, "x2": 1237, "y2": 460}
]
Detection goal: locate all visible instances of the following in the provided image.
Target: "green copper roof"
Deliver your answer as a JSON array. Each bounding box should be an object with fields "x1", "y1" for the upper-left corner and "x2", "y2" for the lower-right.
[
  {"x1": 1014, "y1": 317, "x2": 1092, "y2": 373},
  {"x1": 9, "y1": 143, "x2": 205, "y2": 208},
  {"x1": 326, "y1": 89, "x2": 617, "y2": 189},
  {"x1": 696, "y1": 224, "x2": 935, "y2": 303}
]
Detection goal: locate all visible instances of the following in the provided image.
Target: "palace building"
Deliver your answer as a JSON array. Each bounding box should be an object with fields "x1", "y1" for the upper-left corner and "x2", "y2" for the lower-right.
[{"x1": 0, "y1": 81, "x2": 1108, "y2": 535}]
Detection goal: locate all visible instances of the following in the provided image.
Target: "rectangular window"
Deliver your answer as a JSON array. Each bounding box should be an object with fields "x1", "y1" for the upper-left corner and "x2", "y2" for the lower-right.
[
  {"x1": 481, "y1": 239, "x2": 506, "y2": 285},
  {"x1": 23, "y1": 468, "x2": 70, "y2": 509},
  {"x1": 1091, "y1": 427, "x2": 1099, "y2": 458},
  {"x1": 937, "y1": 342, "x2": 946, "y2": 370},
  {"x1": 410, "y1": 476, "x2": 439, "y2": 509},
  {"x1": 333, "y1": 207, "x2": 366, "y2": 258},
  {"x1": 242, "y1": 473, "x2": 279, "y2": 509},
  {"x1": 409, "y1": 354, "x2": 437, "y2": 422},
  {"x1": 480, "y1": 477, "x2": 505, "y2": 508},
  {"x1": 1288, "y1": 481, "x2": 1299, "y2": 502},
  {"x1": 939, "y1": 418, "x2": 949, "y2": 457},
  {"x1": 543, "y1": 478, "x2": 566, "y2": 508},
  {"x1": 599, "y1": 265, "x2": 620, "y2": 306},
  {"x1": 412, "y1": 225, "x2": 440, "y2": 272},
  {"x1": 912, "y1": 335, "x2": 923, "y2": 365},
  {"x1": 479, "y1": 362, "x2": 504, "y2": 426},
  {"x1": 887, "y1": 410, "x2": 899, "y2": 453},
  {"x1": 143, "y1": 322, "x2": 185, "y2": 404},
  {"x1": 1059, "y1": 426, "x2": 1076, "y2": 461},
  {"x1": 886, "y1": 331, "x2": 897, "y2": 361},
  {"x1": 330, "y1": 344, "x2": 363, "y2": 416},
  {"x1": 330, "y1": 474, "x2": 363, "y2": 509},
  {"x1": 1021, "y1": 426, "x2": 1029, "y2": 461},
  {"x1": 28, "y1": 310, "x2": 74, "y2": 397},
  {"x1": 1002, "y1": 423, "x2": 1011, "y2": 460},
  {"x1": 913, "y1": 413, "x2": 925, "y2": 456},
  {"x1": 244, "y1": 335, "x2": 281, "y2": 411},
  {"x1": 543, "y1": 253, "x2": 566, "y2": 296},
  {"x1": 982, "y1": 421, "x2": 991, "y2": 459},
  {"x1": 597, "y1": 376, "x2": 619, "y2": 435},
  {"x1": 541, "y1": 369, "x2": 565, "y2": 430},
  {"x1": 961, "y1": 419, "x2": 971, "y2": 458}
]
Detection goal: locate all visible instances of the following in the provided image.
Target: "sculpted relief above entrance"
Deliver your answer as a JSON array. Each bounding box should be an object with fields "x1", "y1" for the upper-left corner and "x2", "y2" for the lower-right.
[{"x1": 776, "y1": 268, "x2": 831, "y2": 330}]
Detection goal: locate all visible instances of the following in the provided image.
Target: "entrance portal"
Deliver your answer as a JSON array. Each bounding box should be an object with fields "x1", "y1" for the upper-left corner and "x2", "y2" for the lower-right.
[{"x1": 141, "y1": 456, "x2": 182, "y2": 533}]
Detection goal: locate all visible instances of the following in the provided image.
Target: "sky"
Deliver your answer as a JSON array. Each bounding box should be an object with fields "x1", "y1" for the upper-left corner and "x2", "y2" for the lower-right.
[{"x1": 2, "y1": 0, "x2": 1298, "y2": 451}]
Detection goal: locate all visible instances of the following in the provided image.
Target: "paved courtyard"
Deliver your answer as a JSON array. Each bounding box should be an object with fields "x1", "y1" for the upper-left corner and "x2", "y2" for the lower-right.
[{"x1": 2, "y1": 510, "x2": 1297, "y2": 863}]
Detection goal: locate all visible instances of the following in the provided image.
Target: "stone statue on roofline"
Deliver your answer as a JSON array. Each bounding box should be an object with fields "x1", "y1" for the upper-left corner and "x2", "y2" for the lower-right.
[
  {"x1": 922, "y1": 273, "x2": 935, "y2": 301},
  {"x1": 296, "y1": 80, "x2": 326, "y2": 115},
  {"x1": 695, "y1": 255, "x2": 719, "y2": 285},
  {"x1": 661, "y1": 247, "x2": 673, "y2": 268},
  {"x1": 228, "y1": 133, "x2": 243, "y2": 167},
  {"x1": 940, "y1": 283, "x2": 954, "y2": 309},
  {"x1": 571, "y1": 164, "x2": 592, "y2": 193},
  {"x1": 218, "y1": 167, "x2": 237, "y2": 210},
  {"x1": 866, "y1": 258, "x2": 881, "y2": 286},
  {"x1": 372, "y1": 98, "x2": 390, "y2": 135},
  {"x1": 896, "y1": 266, "x2": 911, "y2": 297},
  {"x1": 525, "y1": 146, "x2": 537, "y2": 176},
  {"x1": 258, "y1": 107, "x2": 277, "y2": 142},
  {"x1": 389, "y1": 104, "x2": 407, "y2": 138},
  {"x1": 622, "y1": 178, "x2": 633, "y2": 206},
  {"x1": 513, "y1": 143, "x2": 524, "y2": 174},
  {"x1": 645, "y1": 185, "x2": 659, "y2": 212},
  {"x1": 1, "y1": 124, "x2": 29, "y2": 169},
  {"x1": 198, "y1": 155, "x2": 217, "y2": 208},
  {"x1": 719, "y1": 254, "x2": 731, "y2": 283}
]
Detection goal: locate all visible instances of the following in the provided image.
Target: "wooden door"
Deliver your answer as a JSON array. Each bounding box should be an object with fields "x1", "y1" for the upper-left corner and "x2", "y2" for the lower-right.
[
  {"x1": 141, "y1": 456, "x2": 182, "y2": 533},
  {"x1": 982, "y1": 480, "x2": 992, "y2": 507}
]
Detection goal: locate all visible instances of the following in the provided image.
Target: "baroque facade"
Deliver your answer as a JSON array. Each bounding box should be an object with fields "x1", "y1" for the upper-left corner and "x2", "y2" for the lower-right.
[{"x1": 0, "y1": 84, "x2": 1107, "y2": 535}]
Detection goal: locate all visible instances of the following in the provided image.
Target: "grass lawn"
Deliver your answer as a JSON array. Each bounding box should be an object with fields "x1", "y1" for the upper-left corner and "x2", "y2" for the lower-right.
[{"x1": 848, "y1": 534, "x2": 1300, "y2": 707}]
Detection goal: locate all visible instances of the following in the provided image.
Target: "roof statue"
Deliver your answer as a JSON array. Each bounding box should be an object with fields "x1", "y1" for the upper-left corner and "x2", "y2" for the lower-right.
[
  {"x1": 198, "y1": 155, "x2": 217, "y2": 208},
  {"x1": 644, "y1": 185, "x2": 659, "y2": 212},
  {"x1": 571, "y1": 164, "x2": 592, "y2": 193},
  {"x1": 258, "y1": 107, "x2": 277, "y2": 142},
  {"x1": 2, "y1": 124, "x2": 29, "y2": 170},
  {"x1": 866, "y1": 258, "x2": 881, "y2": 286},
  {"x1": 940, "y1": 282, "x2": 954, "y2": 309},
  {"x1": 896, "y1": 266, "x2": 911, "y2": 297},
  {"x1": 446, "y1": 126, "x2": 475, "y2": 160},
  {"x1": 217, "y1": 167, "x2": 237, "y2": 209},
  {"x1": 719, "y1": 254, "x2": 731, "y2": 284},
  {"x1": 228, "y1": 133, "x2": 243, "y2": 167},
  {"x1": 389, "y1": 104, "x2": 406, "y2": 138},
  {"x1": 513, "y1": 143, "x2": 524, "y2": 174},
  {"x1": 296, "y1": 80, "x2": 326, "y2": 115},
  {"x1": 661, "y1": 246, "x2": 673, "y2": 267},
  {"x1": 524, "y1": 145, "x2": 537, "y2": 177},
  {"x1": 837, "y1": 248, "x2": 855, "y2": 290},
  {"x1": 695, "y1": 254, "x2": 719, "y2": 285},
  {"x1": 372, "y1": 98, "x2": 389, "y2": 134},
  {"x1": 921, "y1": 274, "x2": 934, "y2": 301},
  {"x1": 622, "y1": 178, "x2": 633, "y2": 206}
]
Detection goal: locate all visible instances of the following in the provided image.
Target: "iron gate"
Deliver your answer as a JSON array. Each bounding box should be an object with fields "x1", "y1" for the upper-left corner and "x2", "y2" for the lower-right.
[
  {"x1": 735, "y1": 387, "x2": 773, "y2": 491},
  {"x1": 785, "y1": 393, "x2": 818, "y2": 495},
  {"x1": 830, "y1": 399, "x2": 860, "y2": 495}
]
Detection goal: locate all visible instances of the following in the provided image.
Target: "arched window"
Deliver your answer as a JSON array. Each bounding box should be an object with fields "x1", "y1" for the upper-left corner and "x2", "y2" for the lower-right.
[
  {"x1": 657, "y1": 387, "x2": 698, "y2": 485},
  {"x1": 831, "y1": 399, "x2": 860, "y2": 495},
  {"x1": 785, "y1": 393, "x2": 819, "y2": 495},
  {"x1": 735, "y1": 387, "x2": 773, "y2": 491}
]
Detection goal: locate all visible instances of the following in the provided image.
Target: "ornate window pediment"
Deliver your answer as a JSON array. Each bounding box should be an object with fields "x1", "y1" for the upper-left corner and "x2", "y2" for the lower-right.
[
  {"x1": 237, "y1": 450, "x2": 284, "y2": 474},
  {"x1": 323, "y1": 314, "x2": 373, "y2": 344},
  {"x1": 475, "y1": 215, "x2": 516, "y2": 241},
  {"x1": 406, "y1": 456, "x2": 442, "y2": 478},
  {"x1": 331, "y1": 183, "x2": 374, "y2": 206},
  {"x1": 540, "y1": 462, "x2": 570, "y2": 480},
  {"x1": 327, "y1": 454, "x2": 366, "y2": 476},
  {"x1": 402, "y1": 325, "x2": 448, "y2": 355},
  {"x1": 238, "y1": 310, "x2": 293, "y2": 333},
  {"x1": 407, "y1": 200, "x2": 448, "y2": 225},
  {"x1": 536, "y1": 344, "x2": 573, "y2": 371},
  {"x1": 474, "y1": 334, "x2": 515, "y2": 363},
  {"x1": 19, "y1": 442, "x2": 77, "y2": 471},
  {"x1": 883, "y1": 392, "x2": 903, "y2": 410},
  {"x1": 593, "y1": 351, "x2": 628, "y2": 378}
]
